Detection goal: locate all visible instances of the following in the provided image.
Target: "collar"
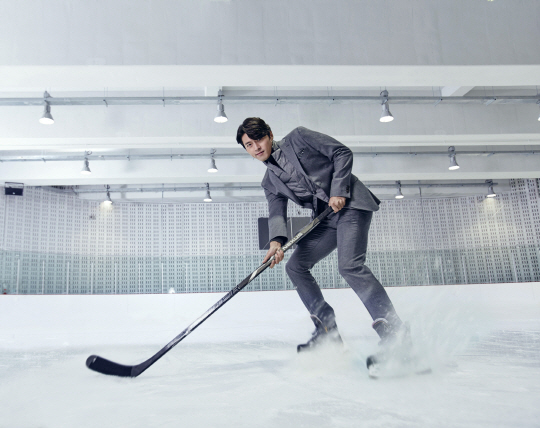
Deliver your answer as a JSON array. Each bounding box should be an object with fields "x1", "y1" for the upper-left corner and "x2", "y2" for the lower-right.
[{"x1": 263, "y1": 140, "x2": 282, "y2": 166}]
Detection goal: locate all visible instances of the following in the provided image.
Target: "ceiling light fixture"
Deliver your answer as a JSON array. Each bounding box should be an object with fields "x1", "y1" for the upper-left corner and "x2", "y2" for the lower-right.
[
  {"x1": 486, "y1": 180, "x2": 496, "y2": 198},
  {"x1": 103, "y1": 185, "x2": 113, "y2": 205},
  {"x1": 203, "y1": 183, "x2": 212, "y2": 202},
  {"x1": 208, "y1": 149, "x2": 218, "y2": 173},
  {"x1": 379, "y1": 90, "x2": 394, "y2": 123},
  {"x1": 39, "y1": 91, "x2": 54, "y2": 125},
  {"x1": 214, "y1": 90, "x2": 228, "y2": 123},
  {"x1": 81, "y1": 151, "x2": 92, "y2": 175},
  {"x1": 395, "y1": 180, "x2": 404, "y2": 199},
  {"x1": 448, "y1": 146, "x2": 460, "y2": 170}
]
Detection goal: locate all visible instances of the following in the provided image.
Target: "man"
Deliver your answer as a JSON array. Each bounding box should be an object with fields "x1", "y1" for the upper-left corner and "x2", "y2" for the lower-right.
[{"x1": 236, "y1": 117, "x2": 405, "y2": 352}]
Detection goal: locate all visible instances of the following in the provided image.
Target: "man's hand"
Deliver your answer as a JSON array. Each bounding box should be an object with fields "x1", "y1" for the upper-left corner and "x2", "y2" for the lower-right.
[
  {"x1": 329, "y1": 196, "x2": 346, "y2": 213},
  {"x1": 263, "y1": 241, "x2": 284, "y2": 268}
]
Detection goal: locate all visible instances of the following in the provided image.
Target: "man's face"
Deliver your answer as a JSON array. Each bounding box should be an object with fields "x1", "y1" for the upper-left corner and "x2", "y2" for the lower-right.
[{"x1": 241, "y1": 132, "x2": 273, "y2": 162}]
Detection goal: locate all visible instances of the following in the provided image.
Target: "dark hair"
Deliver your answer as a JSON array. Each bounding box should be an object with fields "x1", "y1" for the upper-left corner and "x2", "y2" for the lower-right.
[{"x1": 236, "y1": 117, "x2": 272, "y2": 148}]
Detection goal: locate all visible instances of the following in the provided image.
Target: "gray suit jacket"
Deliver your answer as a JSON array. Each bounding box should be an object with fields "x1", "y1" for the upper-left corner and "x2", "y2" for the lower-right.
[{"x1": 262, "y1": 127, "x2": 381, "y2": 242}]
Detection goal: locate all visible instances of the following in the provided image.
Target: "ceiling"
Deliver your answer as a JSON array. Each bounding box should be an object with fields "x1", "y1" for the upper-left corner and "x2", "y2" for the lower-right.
[{"x1": 0, "y1": 0, "x2": 539, "y2": 203}]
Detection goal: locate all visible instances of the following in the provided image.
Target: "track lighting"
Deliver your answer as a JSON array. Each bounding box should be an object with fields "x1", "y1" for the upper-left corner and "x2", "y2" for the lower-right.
[
  {"x1": 39, "y1": 91, "x2": 54, "y2": 125},
  {"x1": 103, "y1": 185, "x2": 113, "y2": 205},
  {"x1": 203, "y1": 183, "x2": 212, "y2": 202},
  {"x1": 379, "y1": 90, "x2": 394, "y2": 123},
  {"x1": 395, "y1": 181, "x2": 404, "y2": 199},
  {"x1": 214, "y1": 90, "x2": 228, "y2": 123},
  {"x1": 81, "y1": 158, "x2": 91, "y2": 175},
  {"x1": 208, "y1": 149, "x2": 218, "y2": 173},
  {"x1": 448, "y1": 146, "x2": 460, "y2": 170},
  {"x1": 81, "y1": 151, "x2": 92, "y2": 175},
  {"x1": 486, "y1": 180, "x2": 496, "y2": 198}
]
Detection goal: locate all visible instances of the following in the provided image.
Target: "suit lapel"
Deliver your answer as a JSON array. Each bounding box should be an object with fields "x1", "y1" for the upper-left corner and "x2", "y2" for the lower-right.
[
  {"x1": 267, "y1": 170, "x2": 302, "y2": 204},
  {"x1": 280, "y1": 140, "x2": 309, "y2": 178}
]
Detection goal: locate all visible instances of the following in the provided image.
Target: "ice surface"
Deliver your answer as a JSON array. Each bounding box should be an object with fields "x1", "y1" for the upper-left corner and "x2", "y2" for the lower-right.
[{"x1": 1, "y1": 283, "x2": 540, "y2": 428}]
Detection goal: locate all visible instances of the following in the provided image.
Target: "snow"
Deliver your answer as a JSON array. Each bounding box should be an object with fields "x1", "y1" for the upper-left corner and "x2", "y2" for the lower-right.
[{"x1": 1, "y1": 283, "x2": 540, "y2": 428}]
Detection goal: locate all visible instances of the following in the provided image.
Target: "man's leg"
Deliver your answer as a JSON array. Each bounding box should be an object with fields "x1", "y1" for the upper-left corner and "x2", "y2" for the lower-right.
[
  {"x1": 285, "y1": 216, "x2": 338, "y2": 329},
  {"x1": 336, "y1": 209, "x2": 402, "y2": 329}
]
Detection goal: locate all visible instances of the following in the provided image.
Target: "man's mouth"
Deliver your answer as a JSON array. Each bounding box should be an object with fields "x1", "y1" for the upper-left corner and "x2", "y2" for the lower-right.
[{"x1": 256, "y1": 151, "x2": 264, "y2": 156}]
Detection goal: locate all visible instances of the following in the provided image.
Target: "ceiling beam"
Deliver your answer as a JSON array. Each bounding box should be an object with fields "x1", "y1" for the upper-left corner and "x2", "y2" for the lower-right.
[
  {"x1": 2, "y1": 135, "x2": 540, "y2": 152},
  {"x1": 1, "y1": 94, "x2": 538, "y2": 106},
  {"x1": 1, "y1": 152, "x2": 538, "y2": 186},
  {"x1": 441, "y1": 86, "x2": 475, "y2": 97},
  {"x1": 2, "y1": 149, "x2": 539, "y2": 162}
]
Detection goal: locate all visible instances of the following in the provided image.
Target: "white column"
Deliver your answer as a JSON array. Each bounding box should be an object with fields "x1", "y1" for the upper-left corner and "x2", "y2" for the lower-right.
[
  {"x1": 138, "y1": 263, "x2": 141, "y2": 293},
  {"x1": 511, "y1": 253, "x2": 518, "y2": 282},
  {"x1": 161, "y1": 262, "x2": 164, "y2": 294},
  {"x1": 462, "y1": 255, "x2": 468, "y2": 284},
  {"x1": 16, "y1": 258, "x2": 20, "y2": 294},
  {"x1": 439, "y1": 257, "x2": 445, "y2": 285},
  {"x1": 91, "y1": 262, "x2": 94, "y2": 294},
  {"x1": 66, "y1": 261, "x2": 70, "y2": 294}
]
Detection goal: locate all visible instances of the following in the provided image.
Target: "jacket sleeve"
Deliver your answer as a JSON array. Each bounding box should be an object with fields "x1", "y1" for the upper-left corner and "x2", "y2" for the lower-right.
[
  {"x1": 264, "y1": 187, "x2": 289, "y2": 244},
  {"x1": 297, "y1": 127, "x2": 353, "y2": 198}
]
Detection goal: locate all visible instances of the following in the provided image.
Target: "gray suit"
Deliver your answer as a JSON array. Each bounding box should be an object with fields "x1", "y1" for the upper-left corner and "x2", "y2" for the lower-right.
[
  {"x1": 262, "y1": 127, "x2": 401, "y2": 331},
  {"x1": 263, "y1": 127, "x2": 380, "y2": 242}
]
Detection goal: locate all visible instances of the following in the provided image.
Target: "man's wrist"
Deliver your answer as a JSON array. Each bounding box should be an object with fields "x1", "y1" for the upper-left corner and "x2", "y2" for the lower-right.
[{"x1": 271, "y1": 236, "x2": 287, "y2": 246}]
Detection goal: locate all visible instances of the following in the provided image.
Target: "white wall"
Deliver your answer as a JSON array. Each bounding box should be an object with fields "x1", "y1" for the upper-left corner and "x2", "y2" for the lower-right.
[{"x1": 1, "y1": 179, "x2": 539, "y2": 294}]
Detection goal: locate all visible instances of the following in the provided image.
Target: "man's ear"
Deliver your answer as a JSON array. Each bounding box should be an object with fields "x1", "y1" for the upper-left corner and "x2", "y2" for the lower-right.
[{"x1": 269, "y1": 131, "x2": 274, "y2": 141}]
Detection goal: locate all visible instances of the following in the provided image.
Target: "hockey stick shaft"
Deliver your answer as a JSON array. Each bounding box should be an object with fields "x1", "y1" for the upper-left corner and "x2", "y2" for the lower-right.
[{"x1": 86, "y1": 206, "x2": 334, "y2": 377}]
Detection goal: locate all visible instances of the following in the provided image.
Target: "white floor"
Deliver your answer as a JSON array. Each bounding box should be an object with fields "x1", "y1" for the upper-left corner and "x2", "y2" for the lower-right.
[{"x1": 1, "y1": 283, "x2": 540, "y2": 428}]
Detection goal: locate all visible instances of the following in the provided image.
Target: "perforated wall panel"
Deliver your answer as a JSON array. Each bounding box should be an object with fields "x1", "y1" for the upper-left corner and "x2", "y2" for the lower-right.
[{"x1": 1, "y1": 179, "x2": 539, "y2": 294}]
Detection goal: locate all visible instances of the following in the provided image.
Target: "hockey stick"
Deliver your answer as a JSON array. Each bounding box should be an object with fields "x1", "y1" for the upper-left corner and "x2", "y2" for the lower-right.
[{"x1": 86, "y1": 206, "x2": 334, "y2": 377}]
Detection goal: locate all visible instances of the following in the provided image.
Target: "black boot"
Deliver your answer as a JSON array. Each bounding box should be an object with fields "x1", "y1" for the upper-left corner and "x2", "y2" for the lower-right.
[
  {"x1": 367, "y1": 319, "x2": 430, "y2": 377},
  {"x1": 372, "y1": 318, "x2": 412, "y2": 359},
  {"x1": 297, "y1": 316, "x2": 343, "y2": 353}
]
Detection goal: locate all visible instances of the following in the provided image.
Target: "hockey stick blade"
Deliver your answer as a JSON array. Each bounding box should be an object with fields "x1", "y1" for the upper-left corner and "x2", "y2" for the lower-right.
[
  {"x1": 86, "y1": 355, "x2": 134, "y2": 377},
  {"x1": 86, "y1": 206, "x2": 334, "y2": 377}
]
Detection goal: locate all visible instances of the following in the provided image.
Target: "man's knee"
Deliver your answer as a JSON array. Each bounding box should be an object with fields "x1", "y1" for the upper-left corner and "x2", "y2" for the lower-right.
[
  {"x1": 286, "y1": 258, "x2": 311, "y2": 277},
  {"x1": 338, "y1": 253, "x2": 367, "y2": 278},
  {"x1": 285, "y1": 258, "x2": 300, "y2": 276}
]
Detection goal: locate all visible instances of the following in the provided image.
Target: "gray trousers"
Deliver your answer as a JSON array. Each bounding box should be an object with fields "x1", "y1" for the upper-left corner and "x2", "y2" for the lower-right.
[{"x1": 285, "y1": 208, "x2": 401, "y2": 330}]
